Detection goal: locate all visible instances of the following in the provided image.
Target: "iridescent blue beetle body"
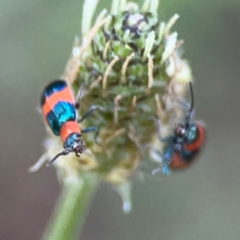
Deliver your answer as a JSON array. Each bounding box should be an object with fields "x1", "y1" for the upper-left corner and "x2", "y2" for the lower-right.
[
  {"x1": 29, "y1": 79, "x2": 99, "y2": 172},
  {"x1": 41, "y1": 80, "x2": 85, "y2": 163}
]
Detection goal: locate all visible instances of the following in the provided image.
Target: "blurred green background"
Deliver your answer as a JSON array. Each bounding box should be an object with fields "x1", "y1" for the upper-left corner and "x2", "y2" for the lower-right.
[{"x1": 1, "y1": 0, "x2": 240, "y2": 239}]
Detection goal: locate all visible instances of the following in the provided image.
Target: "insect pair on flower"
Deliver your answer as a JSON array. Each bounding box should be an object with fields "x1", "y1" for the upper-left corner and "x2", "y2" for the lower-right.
[{"x1": 32, "y1": 79, "x2": 205, "y2": 175}]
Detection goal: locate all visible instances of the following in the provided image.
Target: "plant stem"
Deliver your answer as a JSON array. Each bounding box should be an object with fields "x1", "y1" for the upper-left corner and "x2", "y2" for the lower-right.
[{"x1": 42, "y1": 174, "x2": 98, "y2": 240}]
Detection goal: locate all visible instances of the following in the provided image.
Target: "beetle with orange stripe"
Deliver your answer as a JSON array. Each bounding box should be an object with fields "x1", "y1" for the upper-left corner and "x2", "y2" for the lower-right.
[
  {"x1": 41, "y1": 79, "x2": 98, "y2": 164},
  {"x1": 151, "y1": 82, "x2": 205, "y2": 175}
]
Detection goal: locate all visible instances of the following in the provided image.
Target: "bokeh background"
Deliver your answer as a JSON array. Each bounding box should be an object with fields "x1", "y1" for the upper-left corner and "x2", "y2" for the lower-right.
[{"x1": 1, "y1": 0, "x2": 240, "y2": 239}]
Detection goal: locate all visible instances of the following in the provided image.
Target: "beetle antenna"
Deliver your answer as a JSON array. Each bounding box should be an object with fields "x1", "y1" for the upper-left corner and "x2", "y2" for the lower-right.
[
  {"x1": 47, "y1": 150, "x2": 70, "y2": 165},
  {"x1": 185, "y1": 82, "x2": 194, "y2": 125},
  {"x1": 189, "y1": 81, "x2": 194, "y2": 113}
]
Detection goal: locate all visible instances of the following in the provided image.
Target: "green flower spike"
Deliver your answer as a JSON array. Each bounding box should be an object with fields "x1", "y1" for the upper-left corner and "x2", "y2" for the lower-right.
[{"x1": 29, "y1": 0, "x2": 193, "y2": 239}]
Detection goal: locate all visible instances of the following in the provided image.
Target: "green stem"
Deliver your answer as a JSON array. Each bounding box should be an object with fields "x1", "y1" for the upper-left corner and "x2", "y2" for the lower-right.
[{"x1": 42, "y1": 174, "x2": 98, "y2": 240}]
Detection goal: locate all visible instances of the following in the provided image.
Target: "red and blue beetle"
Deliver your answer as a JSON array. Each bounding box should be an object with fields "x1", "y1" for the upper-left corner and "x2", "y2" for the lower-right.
[
  {"x1": 41, "y1": 79, "x2": 98, "y2": 164},
  {"x1": 151, "y1": 82, "x2": 205, "y2": 175}
]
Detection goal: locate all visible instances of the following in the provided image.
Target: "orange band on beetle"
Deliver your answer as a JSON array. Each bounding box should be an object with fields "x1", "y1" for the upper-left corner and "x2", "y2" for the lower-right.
[
  {"x1": 42, "y1": 87, "x2": 75, "y2": 118},
  {"x1": 169, "y1": 153, "x2": 189, "y2": 169},
  {"x1": 60, "y1": 121, "x2": 81, "y2": 143}
]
